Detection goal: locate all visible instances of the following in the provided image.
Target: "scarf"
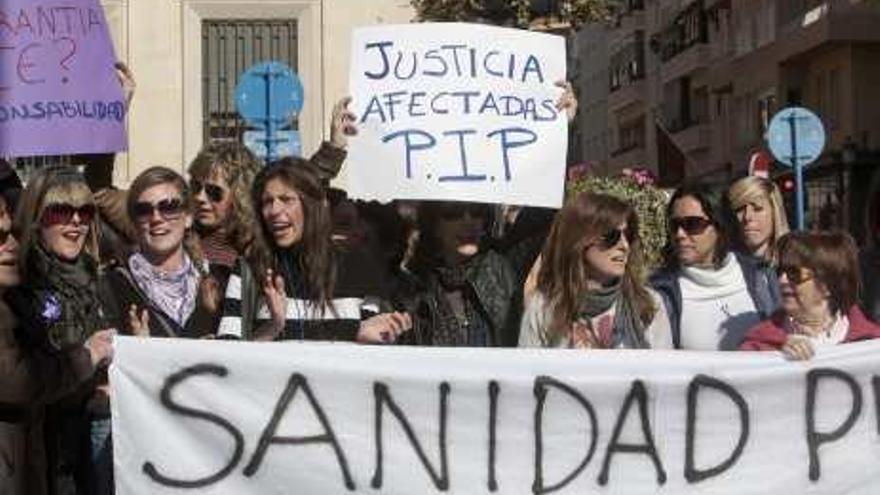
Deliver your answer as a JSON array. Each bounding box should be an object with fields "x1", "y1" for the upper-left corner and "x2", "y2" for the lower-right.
[
  {"x1": 31, "y1": 243, "x2": 106, "y2": 350},
  {"x1": 573, "y1": 278, "x2": 647, "y2": 349},
  {"x1": 128, "y1": 252, "x2": 199, "y2": 327},
  {"x1": 680, "y1": 253, "x2": 746, "y2": 299},
  {"x1": 197, "y1": 226, "x2": 238, "y2": 268}
]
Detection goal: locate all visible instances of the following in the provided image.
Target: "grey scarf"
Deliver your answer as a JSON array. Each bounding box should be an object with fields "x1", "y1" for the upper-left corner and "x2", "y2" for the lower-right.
[{"x1": 576, "y1": 278, "x2": 647, "y2": 349}]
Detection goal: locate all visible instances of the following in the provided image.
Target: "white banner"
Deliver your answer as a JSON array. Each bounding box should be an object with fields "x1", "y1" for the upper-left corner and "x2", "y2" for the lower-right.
[
  {"x1": 111, "y1": 337, "x2": 880, "y2": 494},
  {"x1": 346, "y1": 23, "x2": 567, "y2": 208}
]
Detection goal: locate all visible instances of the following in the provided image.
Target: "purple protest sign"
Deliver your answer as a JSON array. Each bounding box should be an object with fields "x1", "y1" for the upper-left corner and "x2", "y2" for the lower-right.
[{"x1": 0, "y1": 1, "x2": 127, "y2": 157}]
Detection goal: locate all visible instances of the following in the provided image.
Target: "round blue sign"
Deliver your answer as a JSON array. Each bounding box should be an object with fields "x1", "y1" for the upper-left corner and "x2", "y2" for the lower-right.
[
  {"x1": 235, "y1": 62, "x2": 304, "y2": 129},
  {"x1": 766, "y1": 107, "x2": 826, "y2": 168}
]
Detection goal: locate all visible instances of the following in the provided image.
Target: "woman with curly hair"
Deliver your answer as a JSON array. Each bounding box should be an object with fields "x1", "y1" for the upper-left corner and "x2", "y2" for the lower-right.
[{"x1": 519, "y1": 192, "x2": 672, "y2": 349}]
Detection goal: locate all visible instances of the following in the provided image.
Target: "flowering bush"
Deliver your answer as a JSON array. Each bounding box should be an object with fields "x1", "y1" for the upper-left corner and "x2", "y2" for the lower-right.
[{"x1": 566, "y1": 168, "x2": 670, "y2": 270}]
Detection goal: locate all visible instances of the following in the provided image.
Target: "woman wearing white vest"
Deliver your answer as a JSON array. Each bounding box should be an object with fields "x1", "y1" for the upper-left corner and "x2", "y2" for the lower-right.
[{"x1": 651, "y1": 184, "x2": 779, "y2": 350}]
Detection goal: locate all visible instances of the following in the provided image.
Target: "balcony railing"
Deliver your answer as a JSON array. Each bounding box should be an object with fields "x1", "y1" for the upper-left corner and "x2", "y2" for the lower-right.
[{"x1": 650, "y1": 0, "x2": 708, "y2": 63}]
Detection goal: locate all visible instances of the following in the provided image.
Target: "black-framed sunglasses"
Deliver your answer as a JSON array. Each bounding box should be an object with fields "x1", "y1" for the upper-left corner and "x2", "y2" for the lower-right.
[
  {"x1": 190, "y1": 180, "x2": 226, "y2": 203},
  {"x1": 132, "y1": 198, "x2": 184, "y2": 222},
  {"x1": 593, "y1": 227, "x2": 635, "y2": 250},
  {"x1": 668, "y1": 216, "x2": 713, "y2": 236},
  {"x1": 776, "y1": 264, "x2": 815, "y2": 285},
  {"x1": 40, "y1": 203, "x2": 96, "y2": 227}
]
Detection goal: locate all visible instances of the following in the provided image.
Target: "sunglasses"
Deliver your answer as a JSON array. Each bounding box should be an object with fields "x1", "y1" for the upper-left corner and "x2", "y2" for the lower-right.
[
  {"x1": 776, "y1": 264, "x2": 815, "y2": 285},
  {"x1": 668, "y1": 216, "x2": 713, "y2": 236},
  {"x1": 191, "y1": 180, "x2": 226, "y2": 203},
  {"x1": 436, "y1": 203, "x2": 490, "y2": 221},
  {"x1": 40, "y1": 203, "x2": 96, "y2": 227},
  {"x1": 592, "y1": 227, "x2": 635, "y2": 250},
  {"x1": 132, "y1": 198, "x2": 184, "y2": 223}
]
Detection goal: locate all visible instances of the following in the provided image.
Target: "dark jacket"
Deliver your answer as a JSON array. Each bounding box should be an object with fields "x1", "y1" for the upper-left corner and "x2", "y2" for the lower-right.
[
  {"x1": 101, "y1": 262, "x2": 214, "y2": 339},
  {"x1": 401, "y1": 249, "x2": 521, "y2": 347},
  {"x1": 650, "y1": 252, "x2": 780, "y2": 349},
  {"x1": 0, "y1": 300, "x2": 94, "y2": 495},
  {"x1": 739, "y1": 305, "x2": 880, "y2": 350}
]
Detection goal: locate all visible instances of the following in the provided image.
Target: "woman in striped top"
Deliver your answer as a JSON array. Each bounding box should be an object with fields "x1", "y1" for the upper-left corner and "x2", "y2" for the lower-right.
[{"x1": 219, "y1": 158, "x2": 411, "y2": 342}]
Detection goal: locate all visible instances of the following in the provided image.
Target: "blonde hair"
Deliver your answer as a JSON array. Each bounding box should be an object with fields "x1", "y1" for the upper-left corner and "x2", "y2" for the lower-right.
[
  {"x1": 14, "y1": 167, "x2": 100, "y2": 279},
  {"x1": 727, "y1": 176, "x2": 789, "y2": 262}
]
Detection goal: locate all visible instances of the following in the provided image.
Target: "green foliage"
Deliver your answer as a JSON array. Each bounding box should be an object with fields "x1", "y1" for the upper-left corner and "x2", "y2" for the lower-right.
[
  {"x1": 410, "y1": 0, "x2": 618, "y2": 29},
  {"x1": 566, "y1": 175, "x2": 670, "y2": 270}
]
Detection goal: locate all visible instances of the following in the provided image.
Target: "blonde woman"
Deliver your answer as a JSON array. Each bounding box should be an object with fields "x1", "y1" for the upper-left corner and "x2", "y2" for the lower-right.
[
  {"x1": 519, "y1": 192, "x2": 672, "y2": 349},
  {"x1": 727, "y1": 176, "x2": 790, "y2": 263}
]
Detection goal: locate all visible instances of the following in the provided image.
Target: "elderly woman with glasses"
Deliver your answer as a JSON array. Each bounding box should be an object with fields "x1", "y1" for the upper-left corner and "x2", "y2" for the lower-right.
[
  {"x1": 651, "y1": 183, "x2": 779, "y2": 350},
  {"x1": 739, "y1": 231, "x2": 880, "y2": 359},
  {"x1": 519, "y1": 192, "x2": 672, "y2": 349}
]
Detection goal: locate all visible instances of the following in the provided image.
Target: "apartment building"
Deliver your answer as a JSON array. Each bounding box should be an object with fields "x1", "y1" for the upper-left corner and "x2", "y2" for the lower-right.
[{"x1": 597, "y1": 0, "x2": 880, "y2": 235}]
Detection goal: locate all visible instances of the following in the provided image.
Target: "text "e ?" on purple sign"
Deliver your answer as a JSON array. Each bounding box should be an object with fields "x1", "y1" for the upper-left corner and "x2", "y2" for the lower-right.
[{"x1": 0, "y1": 0, "x2": 127, "y2": 157}]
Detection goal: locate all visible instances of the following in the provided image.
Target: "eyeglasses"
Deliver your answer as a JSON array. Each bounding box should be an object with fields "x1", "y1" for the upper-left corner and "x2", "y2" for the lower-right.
[
  {"x1": 668, "y1": 216, "x2": 713, "y2": 236},
  {"x1": 592, "y1": 227, "x2": 635, "y2": 250},
  {"x1": 191, "y1": 180, "x2": 226, "y2": 203},
  {"x1": 776, "y1": 264, "x2": 815, "y2": 285},
  {"x1": 132, "y1": 198, "x2": 184, "y2": 223},
  {"x1": 436, "y1": 203, "x2": 490, "y2": 221},
  {"x1": 40, "y1": 203, "x2": 96, "y2": 227}
]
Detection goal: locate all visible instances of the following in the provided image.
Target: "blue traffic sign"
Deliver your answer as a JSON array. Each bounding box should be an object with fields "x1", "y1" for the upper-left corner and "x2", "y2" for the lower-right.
[
  {"x1": 243, "y1": 130, "x2": 301, "y2": 161},
  {"x1": 766, "y1": 106, "x2": 827, "y2": 231},
  {"x1": 767, "y1": 107, "x2": 826, "y2": 168},
  {"x1": 235, "y1": 62, "x2": 304, "y2": 130}
]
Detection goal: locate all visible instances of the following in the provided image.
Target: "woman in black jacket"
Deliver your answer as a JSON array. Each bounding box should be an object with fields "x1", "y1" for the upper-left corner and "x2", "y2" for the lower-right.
[{"x1": 218, "y1": 158, "x2": 410, "y2": 343}]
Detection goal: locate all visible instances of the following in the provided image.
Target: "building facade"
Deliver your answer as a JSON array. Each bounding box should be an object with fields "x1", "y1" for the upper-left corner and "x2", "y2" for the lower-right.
[
  {"x1": 597, "y1": 0, "x2": 880, "y2": 236},
  {"x1": 94, "y1": 0, "x2": 414, "y2": 186}
]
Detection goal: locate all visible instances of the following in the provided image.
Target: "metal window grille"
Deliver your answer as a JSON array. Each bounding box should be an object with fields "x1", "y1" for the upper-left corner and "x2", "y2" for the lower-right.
[
  {"x1": 7, "y1": 155, "x2": 72, "y2": 185},
  {"x1": 201, "y1": 19, "x2": 298, "y2": 145}
]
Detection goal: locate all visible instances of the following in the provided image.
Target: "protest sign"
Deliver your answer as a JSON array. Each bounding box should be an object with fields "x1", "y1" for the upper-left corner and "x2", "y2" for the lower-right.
[
  {"x1": 0, "y1": 0, "x2": 127, "y2": 157},
  {"x1": 346, "y1": 23, "x2": 567, "y2": 208},
  {"x1": 111, "y1": 337, "x2": 880, "y2": 494}
]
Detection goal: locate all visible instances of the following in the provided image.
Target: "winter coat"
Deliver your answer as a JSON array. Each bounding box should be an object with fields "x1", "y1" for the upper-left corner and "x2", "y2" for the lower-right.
[
  {"x1": 650, "y1": 252, "x2": 780, "y2": 349},
  {"x1": 401, "y1": 249, "x2": 521, "y2": 347},
  {"x1": 739, "y1": 305, "x2": 880, "y2": 350},
  {"x1": 0, "y1": 299, "x2": 94, "y2": 495}
]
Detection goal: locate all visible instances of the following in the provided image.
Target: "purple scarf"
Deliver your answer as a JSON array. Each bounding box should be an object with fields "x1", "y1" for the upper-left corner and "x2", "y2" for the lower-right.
[{"x1": 128, "y1": 252, "x2": 199, "y2": 327}]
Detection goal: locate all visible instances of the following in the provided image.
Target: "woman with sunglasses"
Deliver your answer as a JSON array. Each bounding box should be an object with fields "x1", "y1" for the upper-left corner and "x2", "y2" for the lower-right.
[
  {"x1": 5, "y1": 166, "x2": 118, "y2": 494},
  {"x1": 740, "y1": 232, "x2": 880, "y2": 359},
  {"x1": 0, "y1": 184, "x2": 115, "y2": 495},
  {"x1": 519, "y1": 193, "x2": 672, "y2": 349},
  {"x1": 102, "y1": 166, "x2": 217, "y2": 338},
  {"x1": 394, "y1": 200, "x2": 524, "y2": 347},
  {"x1": 651, "y1": 184, "x2": 779, "y2": 350},
  {"x1": 220, "y1": 158, "x2": 410, "y2": 342}
]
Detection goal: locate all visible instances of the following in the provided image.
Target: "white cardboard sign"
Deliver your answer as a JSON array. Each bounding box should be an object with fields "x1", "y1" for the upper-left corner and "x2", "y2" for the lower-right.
[{"x1": 346, "y1": 23, "x2": 568, "y2": 208}]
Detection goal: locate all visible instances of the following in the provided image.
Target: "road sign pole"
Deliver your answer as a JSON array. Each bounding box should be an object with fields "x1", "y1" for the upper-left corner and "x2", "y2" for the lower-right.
[
  {"x1": 788, "y1": 113, "x2": 805, "y2": 230},
  {"x1": 264, "y1": 69, "x2": 275, "y2": 164}
]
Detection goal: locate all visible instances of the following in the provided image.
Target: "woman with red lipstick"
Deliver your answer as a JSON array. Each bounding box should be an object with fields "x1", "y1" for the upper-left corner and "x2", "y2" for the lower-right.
[
  {"x1": 740, "y1": 232, "x2": 880, "y2": 358},
  {"x1": 519, "y1": 193, "x2": 672, "y2": 349},
  {"x1": 7, "y1": 167, "x2": 118, "y2": 494},
  {"x1": 0, "y1": 183, "x2": 115, "y2": 495},
  {"x1": 397, "y1": 201, "x2": 522, "y2": 347}
]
